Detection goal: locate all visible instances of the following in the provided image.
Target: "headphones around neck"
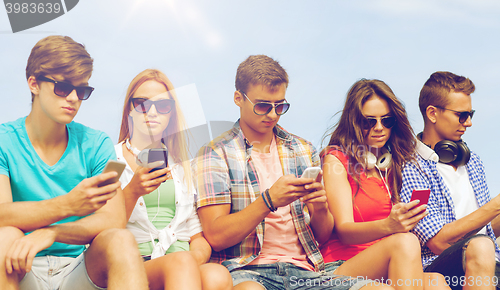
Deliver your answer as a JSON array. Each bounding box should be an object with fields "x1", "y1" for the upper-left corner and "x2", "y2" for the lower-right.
[
  {"x1": 365, "y1": 147, "x2": 392, "y2": 171},
  {"x1": 417, "y1": 133, "x2": 471, "y2": 167},
  {"x1": 434, "y1": 139, "x2": 470, "y2": 167}
]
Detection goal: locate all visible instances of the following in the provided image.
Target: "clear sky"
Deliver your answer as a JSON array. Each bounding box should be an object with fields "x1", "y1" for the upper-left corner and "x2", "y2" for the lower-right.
[{"x1": 1, "y1": 0, "x2": 500, "y2": 195}]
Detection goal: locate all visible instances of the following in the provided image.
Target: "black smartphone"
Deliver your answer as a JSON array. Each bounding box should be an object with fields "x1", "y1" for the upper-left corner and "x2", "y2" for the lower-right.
[
  {"x1": 137, "y1": 148, "x2": 168, "y2": 173},
  {"x1": 148, "y1": 148, "x2": 168, "y2": 172}
]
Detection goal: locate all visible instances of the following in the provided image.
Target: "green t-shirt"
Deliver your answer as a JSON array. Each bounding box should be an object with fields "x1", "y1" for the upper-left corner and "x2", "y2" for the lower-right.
[{"x1": 138, "y1": 179, "x2": 190, "y2": 256}]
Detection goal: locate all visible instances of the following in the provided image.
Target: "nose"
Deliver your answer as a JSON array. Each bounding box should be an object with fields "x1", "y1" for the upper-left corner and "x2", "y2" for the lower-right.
[
  {"x1": 463, "y1": 115, "x2": 472, "y2": 127},
  {"x1": 66, "y1": 89, "x2": 79, "y2": 102},
  {"x1": 148, "y1": 104, "x2": 159, "y2": 116},
  {"x1": 373, "y1": 119, "x2": 384, "y2": 131},
  {"x1": 266, "y1": 105, "x2": 278, "y2": 119}
]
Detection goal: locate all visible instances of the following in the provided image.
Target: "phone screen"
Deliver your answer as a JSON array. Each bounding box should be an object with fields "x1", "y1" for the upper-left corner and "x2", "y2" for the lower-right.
[{"x1": 148, "y1": 149, "x2": 168, "y2": 172}]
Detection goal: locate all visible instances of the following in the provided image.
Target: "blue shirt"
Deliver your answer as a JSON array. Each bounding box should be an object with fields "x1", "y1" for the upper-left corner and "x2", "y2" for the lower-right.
[
  {"x1": 0, "y1": 117, "x2": 116, "y2": 257},
  {"x1": 401, "y1": 140, "x2": 500, "y2": 268}
]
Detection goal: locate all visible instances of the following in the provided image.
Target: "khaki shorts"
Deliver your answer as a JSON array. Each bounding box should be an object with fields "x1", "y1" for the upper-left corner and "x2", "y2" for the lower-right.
[{"x1": 19, "y1": 253, "x2": 105, "y2": 290}]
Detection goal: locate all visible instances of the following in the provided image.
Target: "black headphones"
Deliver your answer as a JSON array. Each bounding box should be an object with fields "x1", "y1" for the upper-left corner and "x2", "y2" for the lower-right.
[{"x1": 418, "y1": 133, "x2": 470, "y2": 167}]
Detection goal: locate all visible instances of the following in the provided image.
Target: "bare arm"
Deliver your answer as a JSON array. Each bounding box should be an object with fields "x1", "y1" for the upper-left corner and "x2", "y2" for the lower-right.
[
  {"x1": 198, "y1": 175, "x2": 314, "y2": 251},
  {"x1": 302, "y1": 172, "x2": 334, "y2": 245},
  {"x1": 0, "y1": 173, "x2": 122, "y2": 232},
  {"x1": 426, "y1": 195, "x2": 500, "y2": 255},
  {"x1": 189, "y1": 232, "x2": 212, "y2": 265},
  {"x1": 492, "y1": 213, "x2": 500, "y2": 238},
  {"x1": 122, "y1": 166, "x2": 169, "y2": 220},
  {"x1": 5, "y1": 173, "x2": 127, "y2": 274},
  {"x1": 323, "y1": 155, "x2": 425, "y2": 245}
]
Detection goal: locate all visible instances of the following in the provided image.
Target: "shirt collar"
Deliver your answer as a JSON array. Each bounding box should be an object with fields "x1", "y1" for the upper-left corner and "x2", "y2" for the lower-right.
[{"x1": 416, "y1": 138, "x2": 440, "y2": 162}]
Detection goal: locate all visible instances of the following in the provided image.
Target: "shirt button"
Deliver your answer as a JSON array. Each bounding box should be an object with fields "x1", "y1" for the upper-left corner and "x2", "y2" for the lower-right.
[
  {"x1": 169, "y1": 225, "x2": 172, "y2": 228},
  {"x1": 140, "y1": 202, "x2": 144, "y2": 206}
]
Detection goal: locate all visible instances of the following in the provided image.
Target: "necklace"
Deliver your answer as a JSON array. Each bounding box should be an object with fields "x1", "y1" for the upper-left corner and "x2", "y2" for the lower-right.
[{"x1": 125, "y1": 139, "x2": 141, "y2": 157}]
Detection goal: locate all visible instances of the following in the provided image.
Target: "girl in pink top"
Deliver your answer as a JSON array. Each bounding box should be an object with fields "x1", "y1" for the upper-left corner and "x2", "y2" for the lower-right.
[{"x1": 319, "y1": 79, "x2": 449, "y2": 290}]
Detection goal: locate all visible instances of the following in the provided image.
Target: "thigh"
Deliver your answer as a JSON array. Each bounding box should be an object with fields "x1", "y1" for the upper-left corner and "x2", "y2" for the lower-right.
[{"x1": 333, "y1": 237, "x2": 395, "y2": 279}]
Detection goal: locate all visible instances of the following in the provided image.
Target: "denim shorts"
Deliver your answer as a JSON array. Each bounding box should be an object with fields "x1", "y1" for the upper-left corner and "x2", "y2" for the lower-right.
[
  {"x1": 230, "y1": 262, "x2": 371, "y2": 290},
  {"x1": 19, "y1": 253, "x2": 105, "y2": 290},
  {"x1": 424, "y1": 234, "x2": 499, "y2": 290}
]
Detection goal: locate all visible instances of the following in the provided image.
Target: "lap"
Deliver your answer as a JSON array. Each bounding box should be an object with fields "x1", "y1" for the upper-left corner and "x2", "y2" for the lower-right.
[
  {"x1": 19, "y1": 254, "x2": 105, "y2": 290},
  {"x1": 230, "y1": 262, "x2": 370, "y2": 290}
]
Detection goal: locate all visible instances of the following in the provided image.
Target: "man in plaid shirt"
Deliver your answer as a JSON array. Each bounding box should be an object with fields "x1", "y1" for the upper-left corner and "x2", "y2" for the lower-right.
[
  {"x1": 195, "y1": 55, "x2": 368, "y2": 290},
  {"x1": 401, "y1": 71, "x2": 500, "y2": 290}
]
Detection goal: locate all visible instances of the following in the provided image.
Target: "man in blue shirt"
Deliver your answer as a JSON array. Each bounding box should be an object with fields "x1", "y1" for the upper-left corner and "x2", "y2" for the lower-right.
[
  {"x1": 401, "y1": 71, "x2": 500, "y2": 290},
  {"x1": 0, "y1": 36, "x2": 148, "y2": 290}
]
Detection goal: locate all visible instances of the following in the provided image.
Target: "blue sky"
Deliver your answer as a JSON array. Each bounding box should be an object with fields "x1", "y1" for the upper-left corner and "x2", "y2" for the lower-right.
[{"x1": 1, "y1": 0, "x2": 500, "y2": 195}]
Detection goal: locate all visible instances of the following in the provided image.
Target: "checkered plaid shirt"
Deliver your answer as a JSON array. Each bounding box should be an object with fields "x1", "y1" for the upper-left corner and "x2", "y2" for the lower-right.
[
  {"x1": 195, "y1": 120, "x2": 325, "y2": 272},
  {"x1": 401, "y1": 140, "x2": 500, "y2": 268}
]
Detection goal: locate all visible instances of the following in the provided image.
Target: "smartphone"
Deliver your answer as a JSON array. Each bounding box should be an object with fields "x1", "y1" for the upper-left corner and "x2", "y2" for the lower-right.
[
  {"x1": 99, "y1": 160, "x2": 126, "y2": 187},
  {"x1": 301, "y1": 167, "x2": 321, "y2": 180},
  {"x1": 410, "y1": 188, "x2": 431, "y2": 207},
  {"x1": 137, "y1": 148, "x2": 168, "y2": 172}
]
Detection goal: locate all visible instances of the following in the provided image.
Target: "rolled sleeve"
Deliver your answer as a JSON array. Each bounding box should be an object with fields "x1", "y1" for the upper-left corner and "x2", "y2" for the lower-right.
[{"x1": 195, "y1": 145, "x2": 232, "y2": 208}]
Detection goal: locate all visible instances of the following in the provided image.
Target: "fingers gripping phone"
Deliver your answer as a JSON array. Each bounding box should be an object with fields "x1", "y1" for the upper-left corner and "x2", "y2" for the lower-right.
[
  {"x1": 410, "y1": 188, "x2": 431, "y2": 209},
  {"x1": 301, "y1": 167, "x2": 321, "y2": 180},
  {"x1": 137, "y1": 148, "x2": 168, "y2": 172},
  {"x1": 99, "y1": 160, "x2": 126, "y2": 187}
]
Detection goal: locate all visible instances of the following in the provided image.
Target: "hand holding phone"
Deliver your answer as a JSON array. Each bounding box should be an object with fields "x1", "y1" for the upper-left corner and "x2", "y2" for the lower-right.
[
  {"x1": 301, "y1": 167, "x2": 321, "y2": 180},
  {"x1": 410, "y1": 188, "x2": 431, "y2": 205},
  {"x1": 136, "y1": 148, "x2": 168, "y2": 172},
  {"x1": 98, "y1": 160, "x2": 126, "y2": 187}
]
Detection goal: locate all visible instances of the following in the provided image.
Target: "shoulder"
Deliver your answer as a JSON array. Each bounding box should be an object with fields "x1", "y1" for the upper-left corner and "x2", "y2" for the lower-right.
[
  {"x1": 68, "y1": 122, "x2": 110, "y2": 143},
  {"x1": 0, "y1": 117, "x2": 26, "y2": 149},
  {"x1": 0, "y1": 117, "x2": 25, "y2": 135}
]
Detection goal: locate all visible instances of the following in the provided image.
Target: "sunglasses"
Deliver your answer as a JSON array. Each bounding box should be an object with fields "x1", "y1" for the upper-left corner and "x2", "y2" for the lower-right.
[
  {"x1": 38, "y1": 76, "x2": 94, "y2": 100},
  {"x1": 435, "y1": 106, "x2": 475, "y2": 124},
  {"x1": 362, "y1": 116, "x2": 396, "y2": 130},
  {"x1": 240, "y1": 91, "x2": 290, "y2": 116},
  {"x1": 131, "y1": 98, "x2": 175, "y2": 114}
]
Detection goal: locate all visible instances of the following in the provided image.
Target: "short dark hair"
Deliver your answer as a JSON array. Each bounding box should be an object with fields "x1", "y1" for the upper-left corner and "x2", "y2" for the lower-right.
[
  {"x1": 235, "y1": 55, "x2": 288, "y2": 93},
  {"x1": 419, "y1": 71, "x2": 475, "y2": 120}
]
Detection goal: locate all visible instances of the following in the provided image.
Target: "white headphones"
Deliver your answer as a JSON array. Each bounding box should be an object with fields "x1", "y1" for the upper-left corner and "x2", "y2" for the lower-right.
[{"x1": 365, "y1": 148, "x2": 392, "y2": 171}]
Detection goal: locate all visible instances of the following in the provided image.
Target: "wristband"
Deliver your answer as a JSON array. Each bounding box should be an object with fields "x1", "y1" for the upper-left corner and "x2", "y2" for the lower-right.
[
  {"x1": 262, "y1": 190, "x2": 273, "y2": 212},
  {"x1": 265, "y1": 188, "x2": 277, "y2": 212}
]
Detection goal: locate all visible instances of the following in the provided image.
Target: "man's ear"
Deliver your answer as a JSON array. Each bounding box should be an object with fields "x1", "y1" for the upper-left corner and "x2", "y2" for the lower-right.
[
  {"x1": 27, "y1": 76, "x2": 40, "y2": 96},
  {"x1": 234, "y1": 90, "x2": 244, "y2": 108},
  {"x1": 426, "y1": 105, "x2": 438, "y2": 124}
]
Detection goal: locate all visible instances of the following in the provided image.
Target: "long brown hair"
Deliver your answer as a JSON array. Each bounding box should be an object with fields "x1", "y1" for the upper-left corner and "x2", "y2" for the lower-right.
[
  {"x1": 118, "y1": 69, "x2": 193, "y2": 189},
  {"x1": 321, "y1": 79, "x2": 415, "y2": 203}
]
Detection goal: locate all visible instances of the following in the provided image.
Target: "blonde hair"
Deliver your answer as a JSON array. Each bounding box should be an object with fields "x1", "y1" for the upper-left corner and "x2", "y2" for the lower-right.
[{"x1": 118, "y1": 69, "x2": 193, "y2": 190}]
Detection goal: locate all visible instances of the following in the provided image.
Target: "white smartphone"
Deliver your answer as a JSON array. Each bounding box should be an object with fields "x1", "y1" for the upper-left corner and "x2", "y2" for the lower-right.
[
  {"x1": 301, "y1": 167, "x2": 321, "y2": 180},
  {"x1": 98, "y1": 160, "x2": 126, "y2": 187}
]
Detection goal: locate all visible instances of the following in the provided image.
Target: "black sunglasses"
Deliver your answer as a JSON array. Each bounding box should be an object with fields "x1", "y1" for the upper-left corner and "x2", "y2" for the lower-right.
[
  {"x1": 362, "y1": 116, "x2": 396, "y2": 130},
  {"x1": 131, "y1": 98, "x2": 175, "y2": 114},
  {"x1": 240, "y1": 91, "x2": 290, "y2": 116},
  {"x1": 435, "y1": 106, "x2": 475, "y2": 124},
  {"x1": 38, "y1": 76, "x2": 94, "y2": 100}
]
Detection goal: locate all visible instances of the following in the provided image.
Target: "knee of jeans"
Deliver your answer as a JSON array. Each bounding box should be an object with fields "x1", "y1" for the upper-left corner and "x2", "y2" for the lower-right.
[{"x1": 465, "y1": 236, "x2": 496, "y2": 263}]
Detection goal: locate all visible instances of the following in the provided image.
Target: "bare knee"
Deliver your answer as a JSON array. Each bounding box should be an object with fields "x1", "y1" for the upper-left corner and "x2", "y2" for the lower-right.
[
  {"x1": 386, "y1": 233, "x2": 421, "y2": 257},
  {"x1": 234, "y1": 281, "x2": 265, "y2": 290},
  {"x1": 0, "y1": 227, "x2": 24, "y2": 246},
  {"x1": 91, "y1": 228, "x2": 140, "y2": 261},
  {"x1": 465, "y1": 236, "x2": 495, "y2": 269},
  {"x1": 200, "y1": 263, "x2": 232, "y2": 290}
]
